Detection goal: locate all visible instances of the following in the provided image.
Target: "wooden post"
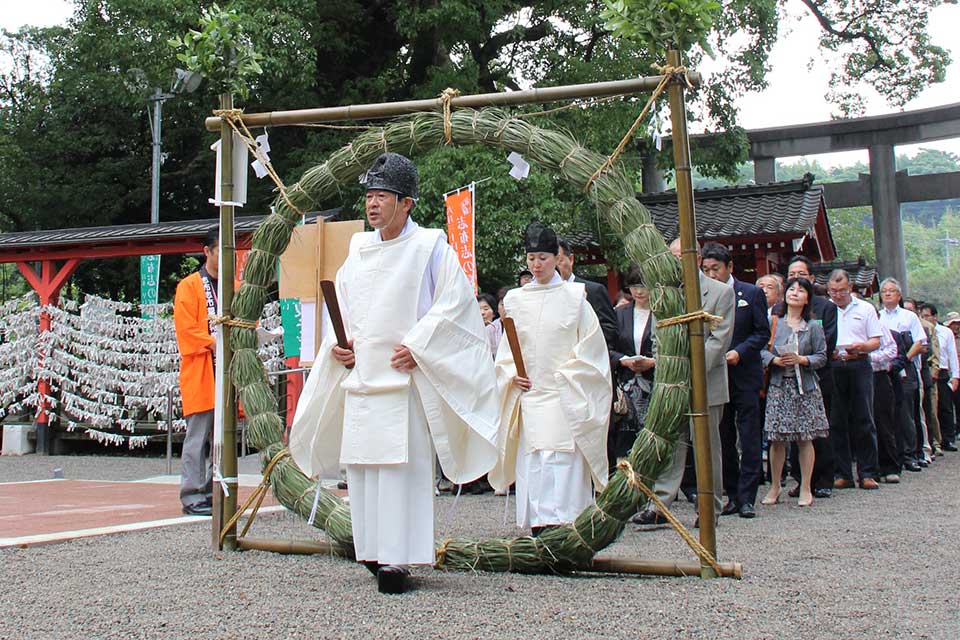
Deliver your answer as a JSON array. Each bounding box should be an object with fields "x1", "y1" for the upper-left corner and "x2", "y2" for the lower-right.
[
  {"x1": 17, "y1": 258, "x2": 81, "y2": 454},
  {"x1": 666, "y1": 49, "x2": 718, "y2": 579},
  {"x1": 215, "y1": 92, "x2": 239, "y2": 551}
]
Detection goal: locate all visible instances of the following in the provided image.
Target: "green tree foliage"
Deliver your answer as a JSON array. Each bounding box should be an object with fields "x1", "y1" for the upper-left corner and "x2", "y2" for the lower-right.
[{"x1": 0, "y1": 0, "x2": 952, "y2": 299}]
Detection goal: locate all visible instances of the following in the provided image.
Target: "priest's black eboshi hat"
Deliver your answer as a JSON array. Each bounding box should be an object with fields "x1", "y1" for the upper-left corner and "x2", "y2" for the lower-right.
[
  {"x1": 523, "y1": 220, "x2": 559, "y2": 254},
  {"x1": 360, "y1": 152, "x2": 419, "y2": 200}
]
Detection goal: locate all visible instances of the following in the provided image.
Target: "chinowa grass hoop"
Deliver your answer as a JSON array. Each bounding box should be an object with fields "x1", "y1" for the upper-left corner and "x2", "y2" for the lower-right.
[{"x1": 229, "y1": 107, "x2": 690, "y2": 573}]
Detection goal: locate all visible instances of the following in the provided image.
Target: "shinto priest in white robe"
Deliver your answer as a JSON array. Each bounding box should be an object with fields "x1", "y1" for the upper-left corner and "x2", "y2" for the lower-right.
[
  {"x1": 289, "y1": 218, "x2": 499, "y2": 565},
  {"x1": 489, "y1": 271, "x2": 612, "y2": 528}
]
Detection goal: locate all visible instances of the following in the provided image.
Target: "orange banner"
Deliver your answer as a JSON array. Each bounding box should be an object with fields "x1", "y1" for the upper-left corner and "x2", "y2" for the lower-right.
[
  {"x1": 445, "y1": 185, "x2": 477, "y2": 291},
  {"x1": 234, "y1": 249, "x2": 250, "y2": 291}
]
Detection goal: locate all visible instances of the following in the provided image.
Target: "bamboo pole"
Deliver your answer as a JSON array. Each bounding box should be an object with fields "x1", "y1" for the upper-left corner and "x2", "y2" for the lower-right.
[
  {"x1": 216, "y1": 91, "x2": 239, "y2": 552},
  {"x1": 588, "y1": 556, "x2": 742, "y2": 580},
  {"x1": 203, "y1": 74, "x2": 701, "y2": 131},
  {"x1": 234, "y1": 539, "x2": 742, "y2": 580},
  {"x1": 666, "y1": 49, "x2": 717, "y2": 579},
  {"x1": 237, "y1": 537, "x2": 346, "y2": 556}
]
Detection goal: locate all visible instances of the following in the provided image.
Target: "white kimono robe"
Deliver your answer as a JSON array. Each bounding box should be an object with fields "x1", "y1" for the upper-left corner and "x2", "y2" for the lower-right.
[
  {"x1": 489, "y1": 272, "x2": 612, "y2": 528},
  {"x1": 289, "y1": 219, "x2": 499, "y2": 565}
]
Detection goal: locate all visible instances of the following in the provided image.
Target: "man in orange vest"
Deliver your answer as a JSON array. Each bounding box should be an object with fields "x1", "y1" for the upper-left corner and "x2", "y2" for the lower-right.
[{"x1": 174, "y1": 228, "x2": 219, "y2": 516}]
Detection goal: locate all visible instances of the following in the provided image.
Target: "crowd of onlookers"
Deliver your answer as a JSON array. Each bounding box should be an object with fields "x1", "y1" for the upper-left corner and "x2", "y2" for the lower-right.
[{"x1": 451, "y1": 239, "x2": 959, "y2": 524}]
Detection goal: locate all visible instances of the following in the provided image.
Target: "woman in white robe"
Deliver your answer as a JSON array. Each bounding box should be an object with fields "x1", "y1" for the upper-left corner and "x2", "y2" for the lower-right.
[{"x1": 489, "y1": 221, "x2": 612, "y2": 535}]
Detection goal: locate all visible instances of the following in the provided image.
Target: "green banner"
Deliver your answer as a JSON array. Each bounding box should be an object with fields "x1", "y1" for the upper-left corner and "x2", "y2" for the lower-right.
[
  {"x1": 140, "y1": 255, "x2": 161, "y2": 318},
  {"x1": 279, "y1": 298, "x2": 302, "y2": 357}
]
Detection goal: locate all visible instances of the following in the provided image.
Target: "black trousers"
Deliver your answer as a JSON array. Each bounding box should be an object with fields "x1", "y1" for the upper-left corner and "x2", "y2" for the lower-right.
[
  {"x1": 830, "y1": 360, "x2": 878, "y2": 481},
  {"x1": 719, "y1": 387, "x2": 763, "y2": 507},
  {"x1": 874, "y1": 371, "x2": 900, "y2": 476},
  {"x1": 790, "y1": 368, "x2": 835, "y2": 490},
  {"x1": 936, "y1": 371, "x2": 956, "y2": 444},
  {"x1": 894, "y1": 373, "x2": 919, "y2": 466}
]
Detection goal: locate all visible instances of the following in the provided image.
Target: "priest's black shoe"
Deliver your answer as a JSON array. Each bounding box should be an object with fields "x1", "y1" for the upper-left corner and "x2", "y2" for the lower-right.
[
  {"x1": 720, "y1": 501, "x2": 739, "y2": 516},
  {"x1": 813, "y1": 488, "x2": 832, "y2": 499},
  {"x1": 738, "y1": 503, "x2": 756, "y2": 519},
  {"x1": 632, "y1": 509, "x2": 668, "y2": 527},
  {"x1": 917, "y1": 458, "x2": 929, "y2": 468},
  {"x1": 904, "y1": 462, "x2": 922, "y2": 472},
  {"x1": 377, "y1": 566, "x2": 409, "y2": 594},
  {"x1": 182, "y1": 502, "x2": 212, "y2": 516},
  {"x1": 943, "y1": 442, "x2": 958, "y2": 452}
]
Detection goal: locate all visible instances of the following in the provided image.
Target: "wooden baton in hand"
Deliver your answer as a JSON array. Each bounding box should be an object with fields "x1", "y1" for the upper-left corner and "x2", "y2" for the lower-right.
[
  {"x1": 319, "y1": 279, "x2": 353, "y2": 369},
  {"x1": 501, "y1": 317, "x2": 527, "y2": 379}
]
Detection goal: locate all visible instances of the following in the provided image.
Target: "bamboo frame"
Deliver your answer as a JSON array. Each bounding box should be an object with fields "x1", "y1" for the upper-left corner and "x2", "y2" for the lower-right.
[
  {"x1": 667, "y1": 50, "x2": 717, "y2": 578},
  {"x1": 209, "y1": 53, "x2": 733, "y2": 579},
  {"x1": 235, "y1": 538, "x2": 742, "y2": 580},
  {"x1": 203, "y1": 74, "x2": 701, "y2": 131},
  {"x1": 216, "y1": 91, "x2": 239, "y2": 552}
]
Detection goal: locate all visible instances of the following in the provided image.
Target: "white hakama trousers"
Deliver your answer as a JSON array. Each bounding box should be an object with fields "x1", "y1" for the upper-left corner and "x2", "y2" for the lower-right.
[
  {"x1": 346, "y1": 391, "x2": 436, "y2": 566},
  {"x1": 515, "y1": 428, "x2": 594, "y2": 528}
]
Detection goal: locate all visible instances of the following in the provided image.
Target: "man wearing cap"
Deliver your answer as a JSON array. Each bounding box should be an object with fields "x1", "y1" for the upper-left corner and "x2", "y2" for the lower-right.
[{"x1": 289, "y1": 153, "x2": 499, "y2": 594}]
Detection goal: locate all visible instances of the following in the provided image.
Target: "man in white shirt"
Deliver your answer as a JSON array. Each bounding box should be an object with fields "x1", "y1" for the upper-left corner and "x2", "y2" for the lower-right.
[
  {"x1": 877, "y1": 278, "x2": 928, "y2": 471},
  {"x1": 920, "y1": 303, "x2": 960, "y2": 451},
  {"x1": 825, "y1": 270, "x2": 882, "y2": 490}
]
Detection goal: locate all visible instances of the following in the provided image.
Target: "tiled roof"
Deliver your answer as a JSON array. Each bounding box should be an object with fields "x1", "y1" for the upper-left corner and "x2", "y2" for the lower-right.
[
  {"x1": 638, "y1": 176, "x2": 826, "y2": 243},
  {"x1": 0, "y1": 210, "x2": 335, "y2": 249},
  {"x1": 811, "y1": 258, "x2": 878, "y2": 292}
]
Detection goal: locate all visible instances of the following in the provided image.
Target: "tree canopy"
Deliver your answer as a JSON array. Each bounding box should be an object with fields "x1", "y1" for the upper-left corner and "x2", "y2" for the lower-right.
[{"x1": 0, "y1": 0, "x2": 954, "y2": 299}]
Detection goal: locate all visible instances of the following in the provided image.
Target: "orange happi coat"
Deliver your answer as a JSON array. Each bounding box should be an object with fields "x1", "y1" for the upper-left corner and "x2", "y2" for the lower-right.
[{"x1": 174, "y1": 271, "x2": 215, "y2": 417}]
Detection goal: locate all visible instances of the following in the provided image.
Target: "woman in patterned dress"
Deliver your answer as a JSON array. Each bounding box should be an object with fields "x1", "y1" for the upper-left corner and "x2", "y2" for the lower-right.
[{"x1": 761, "y1": 278, "x2": 829, "y2": 508}]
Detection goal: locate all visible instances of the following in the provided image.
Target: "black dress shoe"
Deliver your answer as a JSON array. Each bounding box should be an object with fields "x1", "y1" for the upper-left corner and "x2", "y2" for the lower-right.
[
  {"x1": 182, "y1": 502, "x2": 212, "y2": 516},
  {"x1": 904, "y1": 462, "x2": 922, "y2": 472},
  {"x1": 943, "y1": 442, "x2": 959, "y2": 452},
  {"x1": 377, "y1": 566, "x2": 410, "y2": 594},
  {"x1": 682, "y1": 489, "x2": 698, "y2": 504},
  {"x1": 632, "y1": 510, "x2": 669, "y2": 526},
  {"x1": 738, "y1": 503, "x2": 757, "y2": 519},
  {"x1": 917, "y1": 458, "x2": 929, "y2": 468},
  {"x1": 720, "y1": 501, "x2": 739, "y2": 516},
  {"x1": 787, "y1": 485, "x2": 801, "y2": 498},
  {"x1": 812, "y1": 488, "x2": 832, "y2": 499}
]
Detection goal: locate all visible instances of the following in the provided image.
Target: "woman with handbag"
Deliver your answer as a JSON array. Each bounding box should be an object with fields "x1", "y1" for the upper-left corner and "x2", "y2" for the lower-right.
[
  {"x1": 608, "y1": 267, "x2": 656, "y2": 464},
  {"x1": 761, "y1": 277, "x2": 829, "y2": 508}
]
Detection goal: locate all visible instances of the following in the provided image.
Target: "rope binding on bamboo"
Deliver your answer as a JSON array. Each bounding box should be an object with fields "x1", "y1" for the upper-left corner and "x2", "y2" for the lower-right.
[
  {"x1": 439, "y1": 87, "x2": 460, "y2": 144},
  {"x1": 209, "y1": 314, "x2": 259, "y2": 330},
  {"x1": 219, "y1": 447, "x2": 290, "y2": 545},
  {"x1": 615, "y1": 458, "x2": 722, "y2": 576},
  {"x1": 656, "y1": 309, "x2": 723, "y2": 331}
]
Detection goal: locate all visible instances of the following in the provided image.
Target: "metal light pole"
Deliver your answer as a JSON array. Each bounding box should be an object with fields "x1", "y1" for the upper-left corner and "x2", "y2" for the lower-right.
[{"x1": 146, "y1": 69, "x2": 202, "y2": 225}]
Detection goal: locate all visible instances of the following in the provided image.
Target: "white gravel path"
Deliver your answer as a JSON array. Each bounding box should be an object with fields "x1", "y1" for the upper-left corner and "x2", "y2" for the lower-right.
[{"x1": 1, "y1": 451, "x2": 959, "y2": 639}]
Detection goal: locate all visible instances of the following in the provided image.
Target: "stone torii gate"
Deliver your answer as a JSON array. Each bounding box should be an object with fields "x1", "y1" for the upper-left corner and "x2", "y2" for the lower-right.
[{"x1": 651, "y1": 102, "x2": 960, "y2": 291}]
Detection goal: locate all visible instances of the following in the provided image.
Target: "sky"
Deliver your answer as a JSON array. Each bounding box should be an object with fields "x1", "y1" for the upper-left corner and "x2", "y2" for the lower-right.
[{"x1": 4, "y1": 1, "x2": 960, "y2": 169}]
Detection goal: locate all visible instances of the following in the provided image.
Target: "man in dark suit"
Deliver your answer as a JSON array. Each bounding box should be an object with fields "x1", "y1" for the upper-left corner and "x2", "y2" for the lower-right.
[
  {"x1": 700, "y1": 243, "x2": 770, "y2": 518},
  {"x1": 784, "y1": 256, "x2": 838, "y2": 498},
  {"x1": 557, "y1": 238, "x2": 618, "y2": 355}
]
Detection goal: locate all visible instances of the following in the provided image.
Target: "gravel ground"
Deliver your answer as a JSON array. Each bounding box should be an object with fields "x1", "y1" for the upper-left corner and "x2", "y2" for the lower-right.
[{"x1": 2, "y1": 451, "x2": 959, "y2": 640}]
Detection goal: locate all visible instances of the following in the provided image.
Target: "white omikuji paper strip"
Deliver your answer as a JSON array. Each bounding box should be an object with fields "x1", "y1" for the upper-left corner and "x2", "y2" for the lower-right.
[{"x1": 0, "y1": 290, "x2": 283, "y2": 450}]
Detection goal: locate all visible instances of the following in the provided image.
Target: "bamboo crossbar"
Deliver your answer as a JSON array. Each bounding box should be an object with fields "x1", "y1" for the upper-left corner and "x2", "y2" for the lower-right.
[
  {"x1": 235, "y1": 539, "x2": 742, "y2": 579},
  {"x1": 203, "y1": 74, "x2": 702, "y2": 131}
]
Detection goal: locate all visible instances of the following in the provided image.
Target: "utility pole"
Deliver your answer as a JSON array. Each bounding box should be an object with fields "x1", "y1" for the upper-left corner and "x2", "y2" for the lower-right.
[{"x1": 938, "y1": 234, "x2": 959, "y2": 268}]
